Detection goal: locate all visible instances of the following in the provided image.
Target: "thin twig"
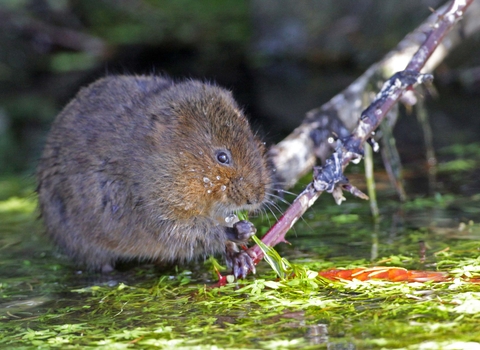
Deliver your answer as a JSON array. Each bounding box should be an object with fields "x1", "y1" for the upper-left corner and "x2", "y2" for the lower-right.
[{"x1": 248, "y1": 0, "x2": 473, "y2": 266}]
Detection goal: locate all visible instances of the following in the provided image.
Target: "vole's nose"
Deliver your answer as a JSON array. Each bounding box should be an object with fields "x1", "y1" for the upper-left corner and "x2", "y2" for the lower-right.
[
  {"x1": 231, "y1": 177, "x2": 265, "y2": 208},
  {"x1": 245, "y1": 189, "x2": 264, "y2": 206}
]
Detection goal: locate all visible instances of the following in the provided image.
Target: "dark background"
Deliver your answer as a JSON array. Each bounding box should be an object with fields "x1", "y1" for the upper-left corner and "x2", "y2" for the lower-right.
[{"x1": 1, "y1": 0, "x2": 479, "y2": 175}]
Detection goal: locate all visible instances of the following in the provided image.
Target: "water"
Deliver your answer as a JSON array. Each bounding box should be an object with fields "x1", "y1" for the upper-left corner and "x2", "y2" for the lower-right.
[{"x1": 1, "y1": 173, "x2": 480, "y2": 348}]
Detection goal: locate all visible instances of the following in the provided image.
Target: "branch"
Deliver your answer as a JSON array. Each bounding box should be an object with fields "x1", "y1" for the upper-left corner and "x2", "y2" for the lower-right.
[
  {"x1": 270, "y1": 0, "x2": 480, "y2": 189},
  {"x1": 248, "y1": 0, "x2": 473, "y2": 267}
]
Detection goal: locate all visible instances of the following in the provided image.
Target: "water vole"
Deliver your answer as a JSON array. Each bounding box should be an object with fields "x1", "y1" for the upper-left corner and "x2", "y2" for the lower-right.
[{"x1": 37, "y1": 75, "x2": 273, "y2": 276}]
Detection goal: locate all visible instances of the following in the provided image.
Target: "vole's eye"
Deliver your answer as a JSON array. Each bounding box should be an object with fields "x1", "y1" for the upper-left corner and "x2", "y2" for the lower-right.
[{"x1": 216, "y1": 150, "x2": 231, "y2": 165}]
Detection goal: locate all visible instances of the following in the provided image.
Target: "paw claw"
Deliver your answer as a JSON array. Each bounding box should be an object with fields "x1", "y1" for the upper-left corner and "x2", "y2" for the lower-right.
[{"x1": 226, "y1": 247, "x2": 256, "y2": 279}]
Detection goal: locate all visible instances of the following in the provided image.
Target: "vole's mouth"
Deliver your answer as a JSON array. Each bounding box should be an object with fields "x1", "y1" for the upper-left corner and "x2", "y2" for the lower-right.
[
  {"x1": 228, "y1": 201, "x2": 263, "y2": 214},
  {"x1": 212, "y1": 202, "x2": 263, "y2": 225},
  {"x1": 241, "y1": 202, "x2": 263, "y2": 212}
]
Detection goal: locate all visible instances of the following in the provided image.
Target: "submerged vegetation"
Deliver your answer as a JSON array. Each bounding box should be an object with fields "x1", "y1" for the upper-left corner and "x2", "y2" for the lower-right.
[{"x1": 1, "y1": 154, "x2": 480, "y2": 349}]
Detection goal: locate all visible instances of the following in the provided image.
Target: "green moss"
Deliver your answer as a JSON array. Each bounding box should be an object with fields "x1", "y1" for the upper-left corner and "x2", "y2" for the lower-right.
[{"x1": 1, "y1": 177, "x2": 480, "y2": 348}]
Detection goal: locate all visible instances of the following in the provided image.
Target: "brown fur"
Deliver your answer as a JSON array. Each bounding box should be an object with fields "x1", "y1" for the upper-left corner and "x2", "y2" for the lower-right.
[{"x1": 36, "y1": 75, "x2": 273, "y2": 271}]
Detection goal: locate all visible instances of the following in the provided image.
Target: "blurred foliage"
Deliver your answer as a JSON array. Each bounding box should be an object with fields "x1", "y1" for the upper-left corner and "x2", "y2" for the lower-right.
[
  {"x1": 0, "y1": 0, "x2": 479, "y2": 177},
  {"x1": 81, "y1": 0, "x2": 250, "y2": 45},
  {"x1": 0, "y1": 0, "x2": 250, "y2": 174}
]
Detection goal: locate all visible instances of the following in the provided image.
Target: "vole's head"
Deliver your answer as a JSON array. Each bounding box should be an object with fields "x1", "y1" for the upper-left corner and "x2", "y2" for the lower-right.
[{"x1": 160, "y1": 80, "x2": 273, "y2": 219}]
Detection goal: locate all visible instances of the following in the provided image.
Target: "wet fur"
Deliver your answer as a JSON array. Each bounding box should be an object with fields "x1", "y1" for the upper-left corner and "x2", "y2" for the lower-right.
[{"x1": 37, "y1": 75, "x2": 272, "y2": 271}]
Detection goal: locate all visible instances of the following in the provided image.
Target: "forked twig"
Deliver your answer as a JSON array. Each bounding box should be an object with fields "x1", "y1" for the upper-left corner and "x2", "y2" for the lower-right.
[{"x1": 247, "y1": 0, "x2": 473, "y2": 267}]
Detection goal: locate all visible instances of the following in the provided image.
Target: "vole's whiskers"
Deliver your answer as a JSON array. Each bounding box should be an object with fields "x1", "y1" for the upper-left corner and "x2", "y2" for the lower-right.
[
  {"x1": 266, "y1": 191, "x2": 292, "y2": 207},
  {"x1": 263, "y1": 201, "x2": 279, "y2": 220},
  {"x1": 276, "y1": 188, "x2": 298, "y2": 197},
  {"x1": 257, "y1": 207, "x2": 273, "y2": 228}
]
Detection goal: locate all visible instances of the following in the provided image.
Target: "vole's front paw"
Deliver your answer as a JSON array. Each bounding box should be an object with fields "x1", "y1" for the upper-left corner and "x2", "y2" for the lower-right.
[
  {"x1": 225, "y1": 220, "x2": 256, "y2": 244},
  {"x1": 225, "y1": 242, "x2": 257, "y2": 279}
]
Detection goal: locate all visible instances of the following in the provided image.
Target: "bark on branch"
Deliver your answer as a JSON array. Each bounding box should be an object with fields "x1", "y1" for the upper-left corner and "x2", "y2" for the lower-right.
[
  {"x1": 269, "y1": 0, "x2": 480, "y2": 190},
  {"x1": 246, "y1": 0, "x2": 474, "y2": 270}
]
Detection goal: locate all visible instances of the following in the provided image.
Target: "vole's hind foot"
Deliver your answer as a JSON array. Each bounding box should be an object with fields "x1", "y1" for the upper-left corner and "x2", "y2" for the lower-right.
[
  {"x1": 101, "y1": 263, "x2": 115, "y2": 273},
  {"x1": 225, "y1": 242, "x2": 257, "y2": 279}
]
